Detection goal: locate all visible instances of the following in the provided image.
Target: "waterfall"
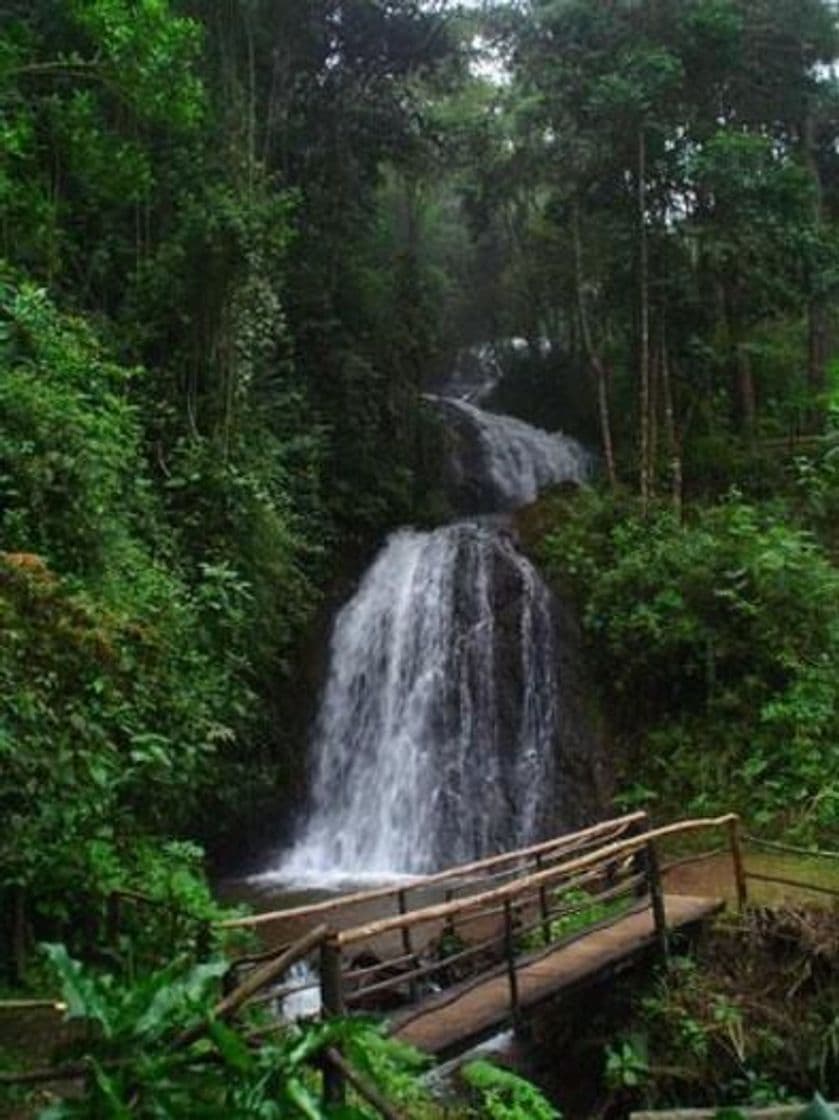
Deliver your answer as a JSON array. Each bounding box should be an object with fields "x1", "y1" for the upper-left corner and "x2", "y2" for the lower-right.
[
  {"x1": 270, "y1": 353, "x2": 591, "y2": 883},
  {"x1": 279, "y1": 525, "x2": 560, "y2": 879},
  {"x1": 433, "y1": 397, "x2": 589, "y2": 511}
]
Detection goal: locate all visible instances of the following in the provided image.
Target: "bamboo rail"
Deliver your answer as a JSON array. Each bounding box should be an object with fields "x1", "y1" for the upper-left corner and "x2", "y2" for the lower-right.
[
  {"x1": 218, "y1": 812, "x2": 647, "y2": 930},
  {"x1": 0, "y1": 999, "x2": 67, "y2": 1012},
  {"x1": 0, "y1": 925, "x2": 332, "y2": 1089},
  {"x1": 631, "y1": 1108, "x2": 839, "y2": 1120},
  {"x1": 324, "y1": 1047, "x2": 404, "y2": 1120},
  {"x1": 744, "y1": 834, "x2": 839, "y2": 861},
  {"x1": 0, "y1": 923, "x2": 403, "y2": 1119},
  {"x1": 228, "y1": 813, "x2": 738, "y2": 1052},
  {"x1": 175, "y1": 923, "x2": 329, "y2": 1048},
  {"x1": 661, "y1": 847, "x2": 727, "y2": 874},
  {"x1": 743, "y1": 872, "x2": 839, "y2": 898},
  {"x1": 2, "y1": 814, "x2": 742, "y2": 1113},
  {"x1": 335, "y1": 815, "x2": 737, "y2": 947}
]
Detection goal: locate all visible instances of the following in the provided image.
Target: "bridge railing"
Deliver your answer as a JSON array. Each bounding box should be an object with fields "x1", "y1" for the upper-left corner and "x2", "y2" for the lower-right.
[
  {"x1": 0, "y1": 814, "x2": 745, "y2": 1116},
  {"x1": 739, "y1": 833, "x2": 839, "y2": 900},
  {"x1": 220, "y1": 811, "x2": 648, "y2": 934},
  {"x1": 313, "y1": 814, "x2": 741, "y2": 1028},
  {"x1": 211, "y1": 813, "x2": 743, "y2": 1110},
  {"x1": 223, "y1": 812, "x2": 746, "y2": 1025},
  {"x1": 220, "y1": 811, "x2": 651, "y2": 983}
]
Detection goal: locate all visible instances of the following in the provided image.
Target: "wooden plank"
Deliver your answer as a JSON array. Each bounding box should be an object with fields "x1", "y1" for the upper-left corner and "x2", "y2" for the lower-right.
[{"x1": 392, "y1": 896, "x2": 723, "y2": 1056}]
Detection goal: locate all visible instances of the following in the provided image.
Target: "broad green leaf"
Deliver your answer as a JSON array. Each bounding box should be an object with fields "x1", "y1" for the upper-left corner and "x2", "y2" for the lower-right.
[
  {"x1": 208, "y1": 1017, "x2": 255, "y2": 1074},
  {"x1": 41, "y1": 943, "x2": 112, "y2": 1037}
]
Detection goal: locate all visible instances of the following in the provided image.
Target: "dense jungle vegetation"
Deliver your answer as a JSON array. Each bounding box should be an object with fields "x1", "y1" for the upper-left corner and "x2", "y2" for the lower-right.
[{"x1": 3, "y1": 0, "x2": 839, "y2": 1114}]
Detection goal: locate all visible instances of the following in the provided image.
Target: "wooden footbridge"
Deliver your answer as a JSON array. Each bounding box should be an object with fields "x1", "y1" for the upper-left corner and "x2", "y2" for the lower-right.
[
  {"x1": 221, "y1": 812, "x2": 744, "y2": 1065},
  {"x1": 0, "y1": 813, "x2": 770, "y2": 1114},
  {"x1": 8, "y1": 812, "x2": 839, "y2": 1116}
]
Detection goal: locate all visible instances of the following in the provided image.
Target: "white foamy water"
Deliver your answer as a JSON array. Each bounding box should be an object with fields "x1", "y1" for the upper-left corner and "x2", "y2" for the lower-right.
[
  {"x1": 443, "y1": 397, "x2": 589, "y2": 509},
  {"x1": 277, "y1": 961, "x2": 322, "y2": 1020},
  {"x1": 276, "y1": 523, "x2": 560, "y2": 880}
]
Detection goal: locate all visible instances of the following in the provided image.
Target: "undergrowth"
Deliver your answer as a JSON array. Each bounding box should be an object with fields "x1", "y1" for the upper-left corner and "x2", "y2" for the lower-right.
[
  {"x1": 602, "y1": 910, "x2": 839, "y2": 1116},
  {"x1": 1, "y1": 945, "x2": 560, "y2": 1119},
  {"x1": 530, "y1": 478, "x2": 839, "y2": 844}
]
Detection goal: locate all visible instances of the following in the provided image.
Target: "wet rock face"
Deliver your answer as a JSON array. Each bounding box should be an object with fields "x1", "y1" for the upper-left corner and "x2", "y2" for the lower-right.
[
  {"x1": 278, "y1": 524, "x2": 566, "y2": 876},
  {"x1": 436, "y1": 398, "x2": 505, "y2": 515},
  {"x1": 432, "y1": 396, "x2": 589, "y2": 517},
  {"x1": 548, "y1": 592, "x2": 611, "y2": 832},
  {"x1": 275, "y1": 521, "x2": 609, "y2": 879},
  {"x1": 479, "y1": 534, "x2": 608, "y2": 840}
]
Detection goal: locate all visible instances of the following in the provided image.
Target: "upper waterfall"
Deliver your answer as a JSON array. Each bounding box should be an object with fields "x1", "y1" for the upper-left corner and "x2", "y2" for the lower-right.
[{"x1": 431, "y1": 395, "x2": 589, "y2": 512}]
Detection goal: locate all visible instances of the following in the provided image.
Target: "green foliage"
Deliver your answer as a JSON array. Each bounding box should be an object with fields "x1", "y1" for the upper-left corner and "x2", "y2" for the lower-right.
[
  {"x1": 0, "y1": 0, "x2": 204, "y2": 286},
  {"x1": 461, "y1": 1059, "x2": 560, "y2": 1120},
  {"x1": 0, "y1": 278, "x2": 254, "y2": 950},
  {"x1": 0, "y1": 278, "x2": 144, "y2": 578},
  {"x1": 1, "y1": 946, "x2": 452, "y2": 1119},
  {"x1": 618, "y1": 953, "x2": 802, "y2": 1110},
  {"x1": 69, "y1": 0, "x2": 205, "y2": 127},
  {"x1": 519, "y1": 887, "x2": 629, "y2": 951},
  {"x1": 605, "y1": 1039, "x2": 651, "y2": 1091},
  {"x1": 536, "y1": 488, "x2": 839, "y2": 840},
  {"x1": 480, "y1": 0, "x2": 839, "y2": 482},
  {"x1": 0, "y1": 0, "x2": 467, "y2": 977}
]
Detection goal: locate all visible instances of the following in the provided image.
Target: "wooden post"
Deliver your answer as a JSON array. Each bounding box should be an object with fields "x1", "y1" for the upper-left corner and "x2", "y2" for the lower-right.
[
  {"x1": 444, "y1": 888, "x2": 456, "y2": 941},
  {"x1": 320, "y1": 934, "x2": 345, "y2": 1107},
  {"x1": 727, "y1": 816, "x2": 748, "y2": 912},
  {"x1": 645, "y1": 839, "x2": 668, "y2": 963},
  {"x1": 503, "y1": 900, "x2": 521, "y2": 1030},
  {"x1": 535, "y1": 853, "x2": 551, "y2": 946},
  {"x1": 321, "y1": 933, "x2": 345, "y2": 1015},
  {"x1": 398, "y1": 889, "x2": 418, "y2": 1002},
  {"x1": 324, "y1": 1048, "x2": 403, "y2": 1120}
]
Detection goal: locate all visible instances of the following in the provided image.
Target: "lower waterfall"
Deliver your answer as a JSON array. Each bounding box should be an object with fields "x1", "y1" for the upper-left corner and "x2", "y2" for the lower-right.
[{"x1": 278, "y1": 523, "x2": 560, "y2": 880}]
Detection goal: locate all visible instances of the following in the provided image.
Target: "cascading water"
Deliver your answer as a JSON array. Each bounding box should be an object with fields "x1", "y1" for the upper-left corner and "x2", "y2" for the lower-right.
[
  {"x1": 279, "y1": 524, "x2": 560, "y2": 879},
  {"x1": 271, "y1": 348, "x2": 591, "y2": 883},
  {"x1": 430, "y1": 396, "x2": 589, "y2": 511}
]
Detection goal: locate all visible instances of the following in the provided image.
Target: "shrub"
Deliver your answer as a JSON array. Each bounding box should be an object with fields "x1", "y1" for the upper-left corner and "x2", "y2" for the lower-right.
[
  {"x1": 0, "y1": 278, "x2": 251, "y2": 956},
  {"x1": 536, "y1": 490, "x2": 839, "y2": 839}
]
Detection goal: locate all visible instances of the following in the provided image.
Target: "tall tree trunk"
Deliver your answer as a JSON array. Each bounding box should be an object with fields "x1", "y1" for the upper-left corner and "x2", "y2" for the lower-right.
[
  {"x1": 660, "y1": 333, "x2": 682, "y2": 517},
  {"x1": 736, "y1": 341, "x2": 757, "y2": 440},
  {"x1": 638, "y1": 128, "x2": 651, "y2": 512},
  {"x1": 724, "y1": 279, "x2": 756, "y2": 439},
  {"x1": 244, "y1": 3, "x2": 256, "y2": 198},
  {"x1": 804, "y1": 109, "x2": 828, "y2": 432},
  {"x1": 572, "y1": 200, "x2": 617, "y2": 487},
  {"x1": 649, "y1": 340, "x2": 659, "y2": 500}
]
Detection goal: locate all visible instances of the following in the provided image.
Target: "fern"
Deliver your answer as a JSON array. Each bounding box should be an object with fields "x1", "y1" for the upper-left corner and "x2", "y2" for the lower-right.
[{"x1": 461, "y1": 1060, "x2": 560, "y2": 1120}]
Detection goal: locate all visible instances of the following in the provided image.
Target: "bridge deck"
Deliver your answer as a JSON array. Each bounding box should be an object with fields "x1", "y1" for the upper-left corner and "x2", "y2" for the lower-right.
[{"x1": 392, "y1": 894, "x2": 723, "y2": 1056}]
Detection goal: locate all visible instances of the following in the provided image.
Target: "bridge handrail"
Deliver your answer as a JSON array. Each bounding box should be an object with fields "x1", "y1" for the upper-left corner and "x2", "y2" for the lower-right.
[
  {"x1": 218, "y1": 811, "x2": 647, "y2": 931},
  {"x1": 335, "y1": 813, "x2": 741, "y2": 947}
]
